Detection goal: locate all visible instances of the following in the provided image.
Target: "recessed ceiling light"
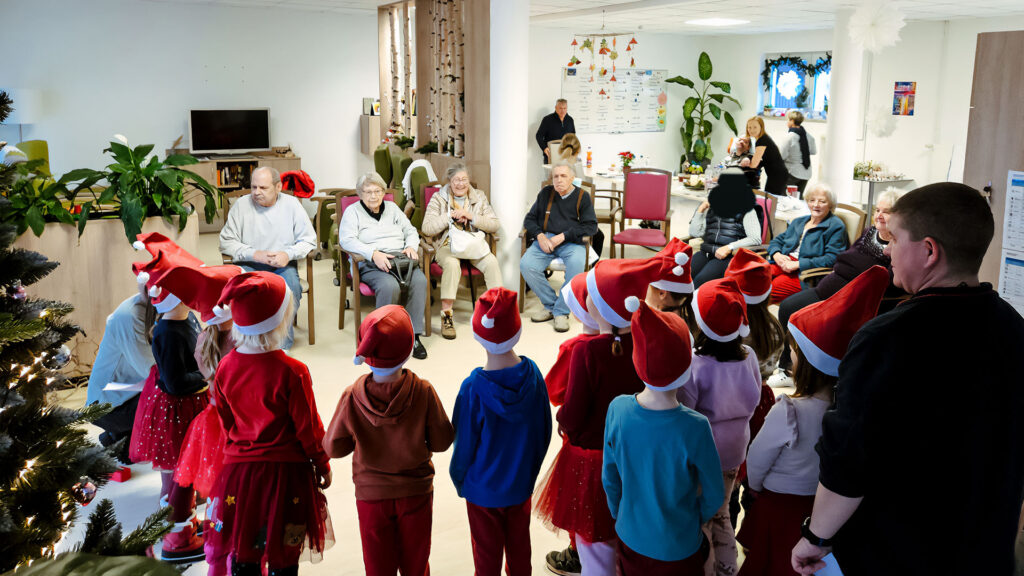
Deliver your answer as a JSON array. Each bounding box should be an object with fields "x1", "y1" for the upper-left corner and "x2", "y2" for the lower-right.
[{"x1": 685, "y1": 18, "x2": 750, "y2": 26}]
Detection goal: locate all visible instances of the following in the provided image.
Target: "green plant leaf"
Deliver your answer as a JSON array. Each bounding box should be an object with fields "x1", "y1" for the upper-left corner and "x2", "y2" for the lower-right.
[
  {"x1": 723, "y1": 111, "x2": 738, "y2": 135},
  {"x1": 120, "y1": 193, "x2": 145, "y2": 242},
  {"x1": 25, "y1": 205, "x2": 45, "y2": 236},
  {"x1": 683, "y1": 96, "x2": 700, "y2": 119},
  {"x1": 108, "y1": 142, "x2": 133, "y2": 166},
  {"x1": 693, "y1": 139, "x2": 708, "y2": 161},
  {"x1": 77, "y1": 203, "x2": 92, "y2": 237},
  {"x1": 133, "y1": 144, "x2": 155, "y2": 160},
  {"x1": 698, "y1": 52, "x2": 713, "y2": 81},
  {"x1": 709, "y1": 103, "x2": 722, "y2": 120},
  {"x1": 680, "y1": 127, "x2": 693, "y2": 154},
  {"x1": 155, "y1": 169, "x2": 180, "y2": 192},
  {"x1": 686, "y1": 116, "x2": 695, "y2": 136},
  {"x1": 665, "y1": 75, "x2": 695, "y2": 89},
  {"x1": 709, "y1": 81, "x2": 731, "y2": 93},
  {"x1": 164, "y1": 154, "x2": 198, "y2": 166},
  {"x1": 702, "y1": 120, "x2": 713, "y2": 137},
  {"x1": 60, "y1": 168, "x2": 102, "y2": 183}
]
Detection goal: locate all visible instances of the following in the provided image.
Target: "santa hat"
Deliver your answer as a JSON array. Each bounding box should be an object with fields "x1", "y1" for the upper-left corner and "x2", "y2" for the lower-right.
[
  {"x1": 560, "y1": 272, "x2": 599, "y2": 331},
  {"x1": 131, "y1": 250, "x2": 200, "y2": 314},
  {"x1": 627, "y1": 298, "x2": 693, "y2": 391},
  {"x1": 353, "y1": 305, "x2": 415, "y2": 376},
  {"x1": 281, "y1": 170, "x2": 316, "y2": 199},
  {"x1": 213, "y1": 271, "x2": 292, "y2": 336},
  {"x1": 788, "y1": 266, "x2": 890, "y2": 376},
  {"x1": 133, "y1": 232, "x2": 203, "y2": 267},
  {"x1": 472, "y1": 287, "x2": 522, "y2": 354},
  {"x1": 158, "y1": 265, "x2": 245, "y2": 324},
  {"x1": 724, "y1": 248, "x2": 772, "y2": 304},
  {"x1": 650, "y1": 237, "x2": 694, "y2": 294},
  {"x1": 586, "y1": 257, "x2": 675, "y2": 328},
  {"x1": 691, "y1": 277, "x2": 750, "y2": 342}
]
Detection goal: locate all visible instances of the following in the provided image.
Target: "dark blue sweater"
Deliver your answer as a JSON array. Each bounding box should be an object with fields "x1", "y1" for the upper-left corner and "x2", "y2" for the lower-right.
[{"x1": 450, "y1": 356, "x2": 552, "y2": 508}]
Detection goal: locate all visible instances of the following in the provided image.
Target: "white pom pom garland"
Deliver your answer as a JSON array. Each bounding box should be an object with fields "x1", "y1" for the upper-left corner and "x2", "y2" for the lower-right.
[{"x1": 624, "y1": 295, "x2": 641, "y2": 313}]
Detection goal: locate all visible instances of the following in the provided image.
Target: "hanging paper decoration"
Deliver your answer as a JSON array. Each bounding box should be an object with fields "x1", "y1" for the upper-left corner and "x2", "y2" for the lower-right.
[
  {"x1": 599, "y1": 38, "x2": 610, "y2": 55},
  {"x1": 568, "y1": 56, "x2": 581, "y2": 67},
  {"x1": 848, "y1": 0, "x2": 906, "y2": 54},
  {"x1": 570, "y1": 32, "x2": 639, "y2": 83},
  {"x1": 571, "y1": 38, "x2": 578, "y2": 46},
  {"x1": 610, "y1": 75, "x2": 616, "y2": 82},
  {"x1": 581, "y1": 38, "x2": 593, "y2": 53},
  {"x1": 630, "y1": 57, "x2": 635, "y2": 67}
]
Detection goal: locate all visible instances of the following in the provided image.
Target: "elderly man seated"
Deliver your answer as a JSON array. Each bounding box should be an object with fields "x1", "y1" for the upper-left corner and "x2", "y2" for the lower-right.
[
  {"x1": 339, "y1": 171, "x2": 429, "y2": 359},
  {"x1": 520, "y1": 161, "x2": 598, "y2": 333},
  {"x1": 219, "y1": 166, "x2": 316, "y2": 350}
]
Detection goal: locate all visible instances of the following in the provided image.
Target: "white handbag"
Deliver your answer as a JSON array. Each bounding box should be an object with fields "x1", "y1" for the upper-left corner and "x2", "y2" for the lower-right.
[{"x1": 448, "y1": 221, "x2": 490, "y2": 260}]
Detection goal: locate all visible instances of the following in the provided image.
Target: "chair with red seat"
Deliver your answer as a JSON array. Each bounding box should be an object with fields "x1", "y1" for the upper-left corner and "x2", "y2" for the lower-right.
[{"x1": 609, "y1": 168, "x2": 674, "y2": 258}]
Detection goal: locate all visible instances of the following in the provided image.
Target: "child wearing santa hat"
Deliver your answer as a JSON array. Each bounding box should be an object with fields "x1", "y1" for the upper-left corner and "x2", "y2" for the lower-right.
[
  {"x1": 449, "y1": 288, "x2": 552, "y2": 576},
  {"x1": 128, "y1": 237, "x2": 209, "y2": 564},
  {"x1": 323, "y1": 305, "x2": 453, "y2": 576},
  {"x1": 680, "y1": 277, "x2": 762, "y2": 576},
  {"x1": 208, "y1": 271, "x2": 333, "y2": 575},
  {"x1": 162, "y1": 264, "x2": 245, "y2": 576},
  {"x1": 535, "y1": 257, "x2": 672, "y2": 575},
  {"x1": 736, "y1": 266, "x2": 889, "y2": 576},
  {"x1": 603, "y1": 299, "x2": 723, "y2": 576},
  {"x1": 546, "y1": 272, "x2": 600, "y2": 407},
  {"x1": 646, "y1": 237, "x2": 698, "y2": 335}
]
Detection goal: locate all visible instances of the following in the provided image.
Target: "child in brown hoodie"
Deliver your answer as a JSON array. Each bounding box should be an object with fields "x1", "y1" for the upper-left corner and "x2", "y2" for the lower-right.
[{"x1": 324, "y1": 305, "x2": 454, "y2": 576}]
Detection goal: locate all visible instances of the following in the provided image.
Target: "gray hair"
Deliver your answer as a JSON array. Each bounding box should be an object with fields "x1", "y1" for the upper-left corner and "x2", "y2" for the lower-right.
[
  {"x1": 445, "y1": 161, "x2": 468, "y2": 182},
  {"x1": 556, "y1": 98, "x2": 568, "y2": 106},
  {"x1": 551, "y1": 161, "x2": 576, "y2": 177},
  {"x1": 253, "y1": 165, "x2": 281, "y2": 184},
  {"x1": 805, "y1": 182, "x2": 837, "y2": 212},
  {"x1": 875, "y1": 187, "x2": 903, "y2": 209},
  {"x1": 356, "y1": 171, "x2": 388, "y2": 194},
  {"x1": 787, "y1": 110, "x2": 805, "y2": 126}
]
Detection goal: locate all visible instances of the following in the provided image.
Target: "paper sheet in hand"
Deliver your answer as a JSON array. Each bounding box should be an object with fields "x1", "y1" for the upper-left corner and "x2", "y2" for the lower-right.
[
  {"x1": 103, "y1": 382, "x2": 144, "y2": 393},
  {"x1": 815, "y1": 553, "x2": 844, "y2": 576}
]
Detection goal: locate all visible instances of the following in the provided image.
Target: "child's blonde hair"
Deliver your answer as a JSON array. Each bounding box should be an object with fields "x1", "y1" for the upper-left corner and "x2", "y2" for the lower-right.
[
  {"x1": 198, "y1": 323, "x2": 226, "y2": 376},
  {"x1": 230, "y1": 299, "x2": 295, "y2": 352}
]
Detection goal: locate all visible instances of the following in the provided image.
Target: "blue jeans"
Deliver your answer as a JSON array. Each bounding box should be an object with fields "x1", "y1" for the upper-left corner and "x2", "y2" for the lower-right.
[
  {"x1": 520, "y1": 234, "x2": 585, "y2": 317},
  {"x1": 240, "y1": 264, "x2": 301, "y2": 350}
]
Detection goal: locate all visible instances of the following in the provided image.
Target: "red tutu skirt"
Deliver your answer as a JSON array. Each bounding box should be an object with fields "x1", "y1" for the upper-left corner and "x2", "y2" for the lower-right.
[
  {"x1": 534, "y1": 442, "x2": 616, "y2": 543},
  {"x1": 736, "y1": 490, "x2": 814, "y2": 576},
  {"x1": 129, "y1": 365, "x2": 209, "y2": 471},
  {"x1": 173, "y1": 399, "x2": 225, "y2": 496},
  {"x1": 209, "y1": 461, "x2": 334, "y2": 566}
]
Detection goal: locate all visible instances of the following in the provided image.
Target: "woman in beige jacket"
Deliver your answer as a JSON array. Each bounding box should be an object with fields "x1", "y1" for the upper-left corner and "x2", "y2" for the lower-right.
[{"x1": 421, "y1": 162, "x2": 503, "y2": 339}]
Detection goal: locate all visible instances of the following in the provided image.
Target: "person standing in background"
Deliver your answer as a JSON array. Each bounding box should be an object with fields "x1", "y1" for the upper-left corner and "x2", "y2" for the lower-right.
[
  {"x1": 537, "y1": 99, "x2": 576, "y2": 163},
  {"x1": 779, "y1": 111, "x2": 816, "y2": 196}
]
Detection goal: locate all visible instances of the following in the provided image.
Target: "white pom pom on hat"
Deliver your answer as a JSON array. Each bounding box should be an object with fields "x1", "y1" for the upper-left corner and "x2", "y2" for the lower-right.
[
  {"x1": 675, "y1": 251, "x2": 689, "y2": 266},
  {"x1": 149, "y1": 285, "x2": 161, "y2": 298},
  {"x1": 624, "y1": 295, "x2": 641, "y2": 313},
  {"x1": 481, "y1": 315, "x2": 495, "y2": 329},
  {"x1": 136, "y1": 271, "x2": 150, "y2": 285},
  {"x1": 212, "y1": 303, "x2": 231, "y2": 318},
  {"x1": 353, "y1": 355, "x2": 366, "y2": 365},
  {"x1": 133, "y1": 240, "x2": 146, "y2": 251}
]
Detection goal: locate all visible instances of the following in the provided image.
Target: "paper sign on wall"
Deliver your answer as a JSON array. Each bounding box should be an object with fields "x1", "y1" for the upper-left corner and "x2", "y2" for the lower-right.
[
  {"x1": 998, "y1": 170, "x2": 1024, "y2": 316},
  {"x1": 893, "y1": 81, "x2": 915, "y2": 116}
]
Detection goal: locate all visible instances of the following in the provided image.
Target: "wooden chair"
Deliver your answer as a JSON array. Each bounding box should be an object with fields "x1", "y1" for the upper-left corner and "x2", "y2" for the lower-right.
[
  {"x1": 609, "y1": 168, "x2": 673, "y2": 258},
  {"x1": 335, "y1": 193, "x2": 431, "y2": 342},
  {"x1": 799, "y1": 203, "x2": 868, "y2": 286}
]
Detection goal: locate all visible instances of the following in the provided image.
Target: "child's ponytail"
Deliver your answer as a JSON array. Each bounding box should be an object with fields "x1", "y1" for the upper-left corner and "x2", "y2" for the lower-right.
[
  {"x1": 198, "y1": 324, "x2": 224, "y2": 379},
  {"x1": 611, "y1": 326, "x2": 624, "y2": 356}
]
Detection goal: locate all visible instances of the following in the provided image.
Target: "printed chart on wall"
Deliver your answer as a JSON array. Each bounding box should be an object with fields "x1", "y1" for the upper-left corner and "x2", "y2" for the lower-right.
[
  {"x1": 998, "y1": 170, "x2": 1024, "y2": 316},
  {"x1": 562, "y1": 67, "x2": 668, "y2": 134}
]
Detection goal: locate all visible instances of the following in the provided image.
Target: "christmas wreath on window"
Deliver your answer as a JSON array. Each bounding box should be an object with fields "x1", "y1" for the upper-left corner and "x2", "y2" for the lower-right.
[{"x1": 761, "y1": 52, "x2": 832, "y2": 91}]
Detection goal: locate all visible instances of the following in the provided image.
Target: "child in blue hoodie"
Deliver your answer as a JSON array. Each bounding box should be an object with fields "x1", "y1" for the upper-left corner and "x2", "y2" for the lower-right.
[{"x1": 450, "y1": 287, "x2": 553, "y2": 576}]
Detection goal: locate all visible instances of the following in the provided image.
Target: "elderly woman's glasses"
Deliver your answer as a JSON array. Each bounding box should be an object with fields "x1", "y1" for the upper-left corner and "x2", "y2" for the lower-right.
[
  {"x1": 362, "y1": 188, "x2": 385, "y2": 197},
  {"x1": 451, "y1": 177, "x2": 470, "y2": 184}
]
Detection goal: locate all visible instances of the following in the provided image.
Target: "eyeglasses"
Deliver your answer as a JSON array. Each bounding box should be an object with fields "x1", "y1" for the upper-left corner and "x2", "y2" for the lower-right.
[
  {"x1": 451, "y1": 177, "x2": 469, "y2": 184},
  {"x1": 362, "y1": 188, "x2": 385, "y2": 196}
]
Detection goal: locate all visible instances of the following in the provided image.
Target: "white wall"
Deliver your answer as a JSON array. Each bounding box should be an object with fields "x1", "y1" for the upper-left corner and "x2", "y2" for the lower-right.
[{"x1": 0, "y1": 0, "x2": 378, "y2": 188}]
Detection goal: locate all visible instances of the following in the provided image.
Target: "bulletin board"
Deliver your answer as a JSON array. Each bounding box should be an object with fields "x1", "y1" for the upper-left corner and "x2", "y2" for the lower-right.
[{"x1": 561, "y1": 67, "x2": 668, "y2": 134}]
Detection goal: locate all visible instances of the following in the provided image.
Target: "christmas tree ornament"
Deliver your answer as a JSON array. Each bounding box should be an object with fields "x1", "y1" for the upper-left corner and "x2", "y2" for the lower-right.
[
  {"x1": 71, "y1": 477, "x2": 98, "y2": 506},
  {"x1": 44, "y1": 345, "x2": 71, "y2": 370}
]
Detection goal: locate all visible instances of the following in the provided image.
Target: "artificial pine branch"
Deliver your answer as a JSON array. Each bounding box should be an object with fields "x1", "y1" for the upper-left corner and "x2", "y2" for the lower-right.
[
  {"x1": 79, "y1": 499, "x2": 118, "y2": 554},
  {"x1": 0, "y1": 313, "x2": 47, "y2": 345},
  {"x1": 0, "y1": 248, "x2": 59, "y2": 287},
  {"x1": 119, "y1": 506, "x2": 173, "y2": 556},
  {"x1": 0, "y1": 91, "x2": 12, "y2": 124}
]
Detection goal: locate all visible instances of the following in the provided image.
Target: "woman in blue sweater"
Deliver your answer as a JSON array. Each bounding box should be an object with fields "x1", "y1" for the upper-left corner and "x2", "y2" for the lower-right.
[{"x1": 766, "y1": 183, "x2": 848, "y2": 303}]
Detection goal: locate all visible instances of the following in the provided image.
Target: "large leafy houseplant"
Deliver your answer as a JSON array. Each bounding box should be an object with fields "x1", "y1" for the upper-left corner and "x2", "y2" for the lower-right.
[
  {"x1": 666, "y1": 52, "x2": 741, "y2": 169},
  {"x1": 62, "y1": 138, "x2": 222, "y2": 242},
  {"x1": 0, "y1": 159, "x2": 77, "y2": 237}
]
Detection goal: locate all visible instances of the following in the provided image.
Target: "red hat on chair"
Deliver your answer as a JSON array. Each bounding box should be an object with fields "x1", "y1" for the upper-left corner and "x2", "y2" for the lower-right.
[
  {"x1": 724, "y1": 248, "x2": 772, "y2": 304},
  {"x1": 626, "y1": 298, "x2": 693, "y2": 390},
  {"x1": 650, "y1": 237, "x2": 694, "y2": 294},
  {"x1": 159, "y1": 265, "x2": 245, "y2": 324},
  {"x1": 560, "y1": 273, "x2": 599, "y2": 331},
  {"x1": 353, "y1": 305, "x2": 415, "y2": 375},
  {"x1": 788, "y1": 266, "x2": 889, "y2": 377},
  {"x1": 213, "y1": 271, "x2": 292, "y2": 336},
  {"x1": 281, "y1": 170, "x2": 316, "y2": 198},
  {"x1": 586, "y1": 257, "x2": 675, "y2": 328},
  {"x1": 131, "y1": 250, "x2": 202, "y2": 314},
  {"x1": 473, "y1": 288, "x2": 522, "y2": 354},
  {"x1": 691, "y1": 277, "x2": 750, "y2": 342}
]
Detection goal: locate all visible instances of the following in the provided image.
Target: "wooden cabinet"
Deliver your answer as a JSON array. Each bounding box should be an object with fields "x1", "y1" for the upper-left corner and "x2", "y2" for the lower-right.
[{"x1": 182, "y1": 154, "x2": 301, "y2": 232}]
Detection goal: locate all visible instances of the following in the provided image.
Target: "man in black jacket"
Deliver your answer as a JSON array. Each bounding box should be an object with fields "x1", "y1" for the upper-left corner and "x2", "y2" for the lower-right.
[
  {"x1": 536, "y1": 99, "x2": 576, "y2": 163},
  {"x1": 791, "y1": 182, "x2": 1024, "y2": 575},
  {"x1": 521, "y1": 162, "x2": 597, "y2": 332}
]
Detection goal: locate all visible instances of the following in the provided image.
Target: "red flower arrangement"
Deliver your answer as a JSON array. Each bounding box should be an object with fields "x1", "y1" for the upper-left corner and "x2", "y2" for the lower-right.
[{"x1": 618, "y1": 151, "x2": 635, "y2": 170}]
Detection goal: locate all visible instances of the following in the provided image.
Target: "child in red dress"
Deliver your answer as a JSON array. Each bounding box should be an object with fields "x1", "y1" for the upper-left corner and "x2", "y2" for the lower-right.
[{"x1": 208, "y1": 272, "x2": 333, "y2": 575}]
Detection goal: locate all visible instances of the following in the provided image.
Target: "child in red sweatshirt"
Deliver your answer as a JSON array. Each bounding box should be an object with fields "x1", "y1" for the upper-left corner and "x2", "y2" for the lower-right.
[{"x1": 324, "y1": 305, "x2": 454, "y2": 576}]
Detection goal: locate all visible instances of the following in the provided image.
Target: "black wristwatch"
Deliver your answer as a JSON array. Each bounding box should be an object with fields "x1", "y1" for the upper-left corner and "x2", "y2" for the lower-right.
[{"x1": 801, "y1": 517, "x2": 833, "y2": 547}]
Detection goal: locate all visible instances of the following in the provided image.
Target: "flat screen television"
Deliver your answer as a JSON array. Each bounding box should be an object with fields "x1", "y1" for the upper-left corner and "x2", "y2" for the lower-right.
[{"x1": 189, "y1": 109, "x2": 270, "y2": 154}]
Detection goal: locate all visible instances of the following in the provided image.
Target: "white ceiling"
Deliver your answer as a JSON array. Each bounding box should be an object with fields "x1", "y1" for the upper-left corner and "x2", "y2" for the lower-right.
[{"x1": 138, "y1": 0, "x2": 1024, "y2": 34}]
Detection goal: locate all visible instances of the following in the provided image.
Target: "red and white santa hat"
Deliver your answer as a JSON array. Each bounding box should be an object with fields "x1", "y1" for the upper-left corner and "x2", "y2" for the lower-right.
[
  {"x1": 472, "y1": 287, "x2": 522, "y2": 354},
  {"x1": 724, "y1": 248, "x2": 772, "y2": 304},
  {"x1": 353, "y1": 305, "x2": 415, "y2": 376},
  {"x1": 213, "y1": 271, "x2": 292, "y2": 336},
  {"x1": 650, "y1": 237, "x2": 694, "y2": 294},
  {"x1": 560, "y1": 272, "x2": 598, "y2": 331},
  {"x1": 131, "y1": 250, "x2": 202, "y2": 314},
  {"x1": 158, "y1": 265, "x2": 245, "y2": 325},
  {"x1": 133, "y1": 232, "x2": 203, "y2": 269},
  {"x1": 627, "y1": 298, "x2": 693, "y2": 391},
  {"x1": 691, "y1": 277, "x2": 750, "y2": 342},
  {"x1": 788, "y1": 265, "x2": 889, "y2": 376},
  {"x1": 586, "y1": 257, "x2": 674, "y2": 329}
]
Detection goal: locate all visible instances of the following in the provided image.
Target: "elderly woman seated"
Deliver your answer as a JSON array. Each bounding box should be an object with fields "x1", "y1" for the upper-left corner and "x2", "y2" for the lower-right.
[
  {"x1": 420, "y1": 162, "x2": 503, "y2": 340},
  {"x1": 339, "y1": 171, "x2": 429, "y2": 359},
  {"x1": 765, "y1": 182, "x2": 848, "y2": 304},
  {"x1": 688, "y1": 168, "x2": 763, "y2": 287}
]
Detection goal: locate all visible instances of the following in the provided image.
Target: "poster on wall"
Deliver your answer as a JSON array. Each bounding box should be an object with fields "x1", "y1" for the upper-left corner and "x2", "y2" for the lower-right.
[
  {"x1": 893, "y1": 81, "x2": 916, "y2": 116},
  {"x1": 563, "y1": 67, "x2": 667, "y2": 133},
  {"x1": 998, "y1": 170, "x2": 1024, "y2": 316}
]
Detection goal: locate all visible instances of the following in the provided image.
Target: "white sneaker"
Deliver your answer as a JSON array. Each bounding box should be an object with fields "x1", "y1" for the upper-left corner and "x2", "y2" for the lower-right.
[
  {"x1": 530, "y1": 309, "x2": 554, "y2": 323},
  {"x1": 767, "y1": 369, "x2": 794, "y2": 389}
]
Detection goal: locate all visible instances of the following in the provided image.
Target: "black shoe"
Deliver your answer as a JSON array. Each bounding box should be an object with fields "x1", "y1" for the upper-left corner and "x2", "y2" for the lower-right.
[
  {"x1": 545, "y1": 546, "x2": 581, "y2": 576},
  {"x1": 412, "y1": 336, "x2": 427, "y2": 360}
]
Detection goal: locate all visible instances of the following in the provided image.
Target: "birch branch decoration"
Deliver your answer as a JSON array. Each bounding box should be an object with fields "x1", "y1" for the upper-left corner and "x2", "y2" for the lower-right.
[
  {"x1": 403, "y1": 3, "x2": 413, "y2": 136},
  {"x1": 390, "y1": 6, "x2": 400, "y2": 130}
]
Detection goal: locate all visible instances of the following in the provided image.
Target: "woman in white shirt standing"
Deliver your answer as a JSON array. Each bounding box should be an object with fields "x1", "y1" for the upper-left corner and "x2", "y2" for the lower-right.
[{"x1": 779, "y1": 110, "x2": 816, "y2": 197}]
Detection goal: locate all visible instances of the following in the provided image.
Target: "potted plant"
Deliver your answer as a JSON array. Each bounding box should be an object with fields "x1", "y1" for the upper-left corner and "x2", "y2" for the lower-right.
[
  {"x1": 618, "y1": 151, "x2": 635, "y2": 171},
  {"x1": 0, "y1": 159, "x2": 77, "y2": 237},
  {"x1": 667, "y1": 52, "x2": 741, "y2": 172}
]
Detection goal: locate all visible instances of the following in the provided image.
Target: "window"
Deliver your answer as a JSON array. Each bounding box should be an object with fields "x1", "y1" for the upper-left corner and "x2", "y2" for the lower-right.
[{"x1": 761, "y1": 52, "x2": 831, "y2": 119}]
